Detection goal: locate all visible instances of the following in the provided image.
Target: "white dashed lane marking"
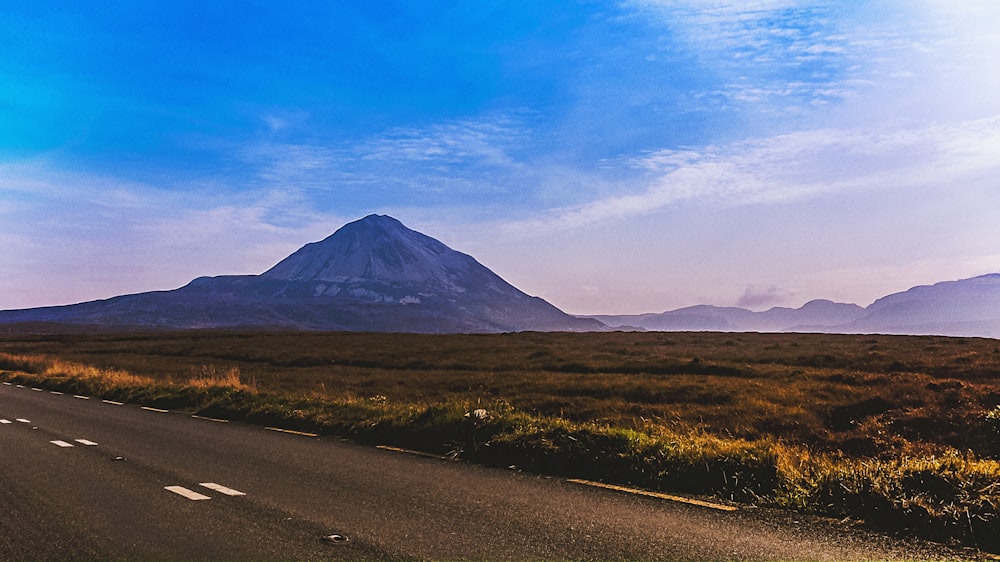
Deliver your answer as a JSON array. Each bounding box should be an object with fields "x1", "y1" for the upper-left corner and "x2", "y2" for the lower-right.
[
  {"x1": 50, "y1": 391, "x2": 63, "y2": 395},
  {"x1": 2, "y1": 382, "x2": 11, "y2": 386},
  {"x1": 73, "y1": 395, "x2": 90, "y2": 400},
  {"x1": 165, "y1": 483, "x2": 246, "y2": 500},
  {"x1": 48, "y1": 438, "x2": 99, "y2": 448},
  {"x1": 16, "y1": 418, "x2": 31, "y2": 424},
  {"x1": 102, "y1": 400, "x2": 124, "y2": 405},
  {"x1": 199, "y1": 482, "x2": 246, "y2": 496},
  {"x1": 165, "y1": 486, "x2": 212, "y2": 501},
  {"x1": 0, "y1": 419, "x2": 11, "y2": 424},
  {"x1": 31, "y1": 388, "x2": 43, "y2": 392},
  {"x1": 141, "y1": 406, "x2": 169, "y2": 413}
]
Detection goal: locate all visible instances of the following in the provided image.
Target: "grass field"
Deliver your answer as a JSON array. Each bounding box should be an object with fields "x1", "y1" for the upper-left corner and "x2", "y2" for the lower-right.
[{"x1": 2, "y1": 330, "x2": 999, "y2": 551}]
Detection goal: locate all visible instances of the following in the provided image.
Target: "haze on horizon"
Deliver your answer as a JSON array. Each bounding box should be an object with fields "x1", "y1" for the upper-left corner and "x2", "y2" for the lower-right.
[{"x1": 2, "y1": 1, "x2": 999, "y2": 316}]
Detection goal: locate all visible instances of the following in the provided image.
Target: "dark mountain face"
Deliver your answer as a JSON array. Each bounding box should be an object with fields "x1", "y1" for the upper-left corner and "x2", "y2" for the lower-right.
[
  {"x1": 5, "y1": 214, "x2": 998, "y2": 337},
  {"x1": 260, "y1": 215, "x2": 517, "y2": 304},
  {"x1": 0, "y1": 215, "x2": 605, "y2": 334},
  {"x1": 264, "y1": 215, "x2": 474, "y2": 287}
]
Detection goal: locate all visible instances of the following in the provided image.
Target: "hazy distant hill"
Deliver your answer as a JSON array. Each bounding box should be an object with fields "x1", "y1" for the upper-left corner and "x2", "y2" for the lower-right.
[
  {"x1": 590, "y1": 275, "x2": 1000, "y2": 338},
  {"x1": 834, "y1": 274, "x2": 1000, "y2": 338},
  {"x1": 591, "y1": 299, "x2": 866, "y2": 333},
  {"x1": 4, "y1": 215, "x2": 999, "y2": 337},
  {"x1": 0, "y1": 215, "x2": 604, "y2": 334}
]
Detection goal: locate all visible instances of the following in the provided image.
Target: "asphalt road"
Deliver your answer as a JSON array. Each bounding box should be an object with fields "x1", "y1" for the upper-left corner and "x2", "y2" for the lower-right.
[{"x1": 0, "y1": 381, "x2": 982, "y2": 561}]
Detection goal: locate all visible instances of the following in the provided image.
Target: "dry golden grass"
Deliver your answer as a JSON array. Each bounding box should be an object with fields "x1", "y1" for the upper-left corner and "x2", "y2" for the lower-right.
[
  {"x1": 0, "y1": 352, "x2": 255, "y2": 394},
  {"x1": 0, "y1": 353, "x2": 156, "y2": 390},
  {"x1": 185, "y1": 364, "x2": 256, "y2": 392},
  {"x1": 4, "y1": 331, "x2": 1000, "y2": 457},
  {"x1": 2, "y1": 331, "x2": 999, "y2": 550}
]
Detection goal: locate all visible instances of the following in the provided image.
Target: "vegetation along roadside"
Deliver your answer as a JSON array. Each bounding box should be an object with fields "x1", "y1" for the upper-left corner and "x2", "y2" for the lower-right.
[{"x1": 1, "y1": 330, "x2": 999, "y2": 552}]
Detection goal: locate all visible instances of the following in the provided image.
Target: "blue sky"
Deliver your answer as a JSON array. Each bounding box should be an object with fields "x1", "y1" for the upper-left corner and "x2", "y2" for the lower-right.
[{"x1": 2, "y1": 1, "x2": 1000, "y2": 314}]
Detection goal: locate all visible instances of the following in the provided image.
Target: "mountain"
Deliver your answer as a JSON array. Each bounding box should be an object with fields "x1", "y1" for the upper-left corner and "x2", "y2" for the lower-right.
[
  {"x1": 592, "y1": 300, "x2": 866, "y2": 333},
  {"x1": 5, "y1": 216, "x2": 998, "y2": 337},
  {"x1": 589, "y1": 275, "x2": 1000, "y2": 338},
  {"x1": 835, "y1": 274, "x2": 1000, "y2": 338},
  {"x1": 0, "y1": 215, "x2": 605, "y2": 334}
]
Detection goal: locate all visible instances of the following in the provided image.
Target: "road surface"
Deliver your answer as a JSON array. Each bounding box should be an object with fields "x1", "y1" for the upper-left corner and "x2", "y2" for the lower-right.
[{"x1": 0, "y1": 381, "x2": 981, "y2": 561}]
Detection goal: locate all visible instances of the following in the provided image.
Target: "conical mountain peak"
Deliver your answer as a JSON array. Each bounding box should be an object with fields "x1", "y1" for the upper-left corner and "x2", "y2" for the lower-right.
[
  {"x1": 0, "y1": 214, "x2": 607, "y2": 333},
  {"x1": 262, "y1": 215, "x2": 485, "y2": 290}
]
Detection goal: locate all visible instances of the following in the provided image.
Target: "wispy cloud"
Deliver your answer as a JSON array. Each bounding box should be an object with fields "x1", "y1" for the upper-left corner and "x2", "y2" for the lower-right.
[
  {"x1": 628, "y1": 1, "x2": 865, "y2": 105},
  {"x1": 0, "y1": 161, "x2": 341, "y2": 308},
  {"x1": 623, "y1": 1, "x2": 941, "y2": 115},
  {"x1": 244, "y1": 143, "x2": 340, "y2": 190},
  {"x1": 357, "y1": 116, "x2": 524, "y2": 167},
  {"x1": 235, "y1": 114, "x2": 548, "y2": 208},
  {"x1": 736, "y1": 285, "x2": 793, "y2": 309},
  {"x1": 502, "y1": 115, "x2": 1000, "y2": 234}
]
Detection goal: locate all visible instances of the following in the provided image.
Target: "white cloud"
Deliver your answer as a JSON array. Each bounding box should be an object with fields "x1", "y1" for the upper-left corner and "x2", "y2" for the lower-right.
[
  {"x1": 499, "y1": 115, "x2": 1000, "y2": 235},
  {"x1": 627, "y1": 1, "x2": 860, "y2": 81},
  {"x1": 245, "y1": 142, "x2": 342, "y2": 194},
  {"x1": 624, "y1": 1, "x2": 1000, "y2": 122},
  {"x1": 736, "y1": 285, "x2": 794, "y2": 309},
  {"x1": 233, "y1": 114, "x2": 533, "y2": 203},
  {"x1": 262, "y1": 115, "x2": 290, "y2": 132},
  {"x1": 356, "y1": 115, "x2": 525, "y2": 168},
  {"x1": 0, "y1": 162, "x2": 343, "y2": 308}
]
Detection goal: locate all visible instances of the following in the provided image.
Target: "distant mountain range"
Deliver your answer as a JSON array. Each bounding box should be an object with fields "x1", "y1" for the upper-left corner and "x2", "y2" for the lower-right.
[
  {"x1": 2, "y1": 214, "x2": 999, "y2": 337},
  {"x1": 0, "y1": 215, "x2": 602, "y2": 333},
  {"x1": 588, "y1": 274, "x2": 1000, "y2": 338}
]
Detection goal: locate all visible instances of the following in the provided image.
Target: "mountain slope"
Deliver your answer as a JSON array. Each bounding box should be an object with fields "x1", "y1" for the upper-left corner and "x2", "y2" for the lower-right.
[
  {"x1": 263, "y1": 215, "x2": 477, "y2": 288},
  {"x1": 593, "y1": 300, "x2": 866, "y2": 332},
  {"x1": 5, "y1": 215, "x2": 998, "y2": 337},
  {"x1": 0, "y1": 215, "x2": 604, "y2": 334},
  {"x1": 839, "y1": 274, "x2": 1000, "y2": 337},
  {"x1": 590, "y1": 275, "x2": 1000, "y2": 338}
]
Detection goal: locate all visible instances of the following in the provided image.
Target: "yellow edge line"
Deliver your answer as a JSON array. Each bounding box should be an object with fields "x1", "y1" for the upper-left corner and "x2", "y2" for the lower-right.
[
  {"x1": 140, "y1": 406, "x2": 170, "y2": 413},
  {"x1": 376, "y1": 445, "x2": 447, "y2": 460},
  {"x1": 567, "y1": 479, "x2": 738, "y2": 512},
  {"x1": 264, "y1": 427, "x2": 318, "y2": 437},
  {"x1": 191, "y1": 415, "x2": 229, "y2": 423}
]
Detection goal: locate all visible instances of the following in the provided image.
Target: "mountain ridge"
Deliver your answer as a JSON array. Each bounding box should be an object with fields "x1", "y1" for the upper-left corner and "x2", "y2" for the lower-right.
[
  {"x1": 0, "y1": 215, "x2": 603, "y2": 334},
  {"x1": 589, "y1": 274, "x2": 1000, "y2": 338},
  {"x1": 2, "y1": 215, "x2": 998, "y2": 337}
]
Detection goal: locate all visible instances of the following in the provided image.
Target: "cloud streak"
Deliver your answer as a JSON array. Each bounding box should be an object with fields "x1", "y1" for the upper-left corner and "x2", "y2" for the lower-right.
[
  {"x1": 233, "y1": 114, "x2": 559, "y2": 212},
  {"x1": 628, "y1": 0, "x2": 874, "y2": 110},
  {"x1": 3, "y1": 2, "x2": 1000, "y2": 315},
  {"x1": 0, "y1": 162, "x2": 340, "y2": 308},
  {"x1": 736, "y1": 285, "x2": 793, "y2": 309},
  {"x1": 357, "y1": 116, "x2": 524, "y2": 167},
  {"x1": 501, "y1": 115, "x2": 1000, "y2": 234}
]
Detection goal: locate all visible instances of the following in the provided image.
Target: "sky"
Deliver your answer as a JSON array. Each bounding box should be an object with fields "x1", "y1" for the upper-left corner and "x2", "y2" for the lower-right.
[{"x1": 2, "y1": 1, "x2": 1000, "y2": 315}]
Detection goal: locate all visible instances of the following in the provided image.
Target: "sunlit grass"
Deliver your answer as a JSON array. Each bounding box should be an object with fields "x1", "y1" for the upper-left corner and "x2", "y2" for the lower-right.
[
  {"x1": 0, "y1": 352, "x2": 257, "y2": 393},
  {"x1": 2, "y1": 331, "x2": 1000, "y2": 550},
  {"x1": 0, "y1": 353, "x2": 155, "y2": 389},
  {"x1": 185, "y1": 364, "x2": 256, "y2": 392}
]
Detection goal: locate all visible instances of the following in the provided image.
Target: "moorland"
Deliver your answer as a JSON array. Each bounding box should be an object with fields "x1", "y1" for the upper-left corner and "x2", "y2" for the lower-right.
[{"x1": 2, "y1": 330, "x2": 999, "y2": 551}]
